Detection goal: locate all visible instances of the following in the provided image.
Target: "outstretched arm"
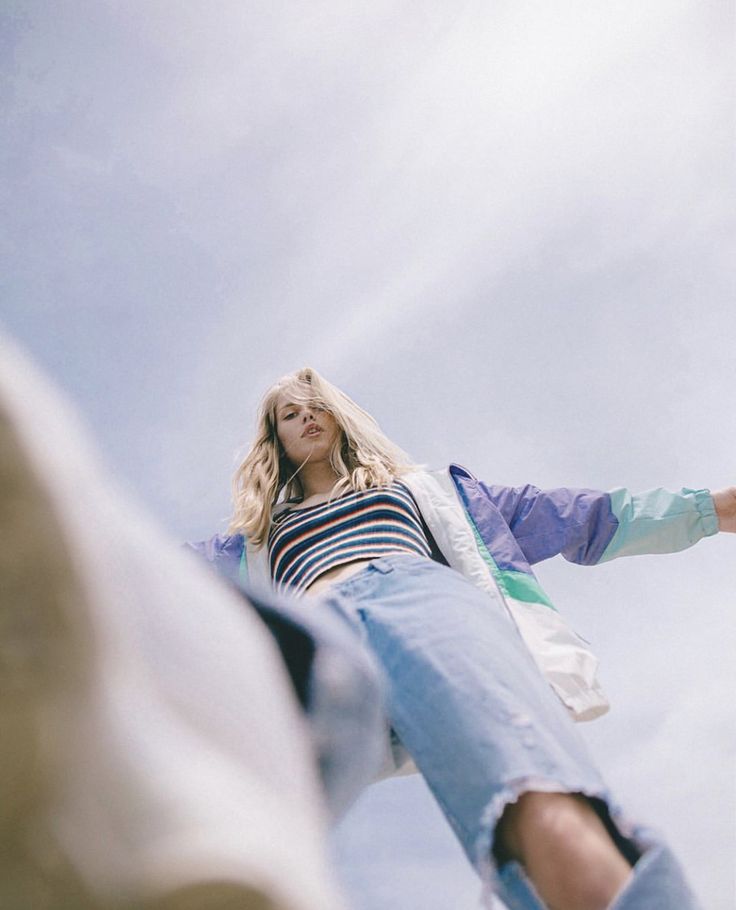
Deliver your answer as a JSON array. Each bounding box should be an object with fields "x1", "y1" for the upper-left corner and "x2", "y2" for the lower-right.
[
  {"x1": 712, "y1": 487, "x2": 736, "y2": 532},
  {"x1": 450, "y1": 465, "x2": 727, "y2": 566},
  {"x1": 467, "y1": 479, "x2": 718, "y2": 565}
]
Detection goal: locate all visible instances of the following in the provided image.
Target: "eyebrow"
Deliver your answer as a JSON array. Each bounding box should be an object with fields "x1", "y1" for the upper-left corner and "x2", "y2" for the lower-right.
[
  {"x1": 277, "y1": 401, "x2": 299, "y2": 414},
  {"x1": 277, "y1": 398, "x2": 323, "y2": 416}
]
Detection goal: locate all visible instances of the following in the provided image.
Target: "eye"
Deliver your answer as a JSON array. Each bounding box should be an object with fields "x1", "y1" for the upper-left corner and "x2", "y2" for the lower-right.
[{"x1": 282, "y1": 411, "x2": 297, "y2": 420}]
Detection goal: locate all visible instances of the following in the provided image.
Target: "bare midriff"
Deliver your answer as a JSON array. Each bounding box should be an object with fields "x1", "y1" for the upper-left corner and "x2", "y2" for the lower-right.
[
  {"x1": 303, "y1": 559, "x2": 374, "y2": 597},
  {"x1": 304, "y1": 552, "x2": 428, "y2": 597}
]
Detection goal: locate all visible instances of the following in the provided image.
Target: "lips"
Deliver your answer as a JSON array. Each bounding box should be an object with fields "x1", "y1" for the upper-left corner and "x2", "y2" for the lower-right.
[{"x1": 302, "y1": 424, "x2": 322, "y2": 438}]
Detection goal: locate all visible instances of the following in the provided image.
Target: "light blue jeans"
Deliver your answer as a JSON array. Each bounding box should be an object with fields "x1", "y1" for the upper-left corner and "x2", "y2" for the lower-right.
[{"x1": 320, "y1": 554, "x2": 702, "y2": 910}]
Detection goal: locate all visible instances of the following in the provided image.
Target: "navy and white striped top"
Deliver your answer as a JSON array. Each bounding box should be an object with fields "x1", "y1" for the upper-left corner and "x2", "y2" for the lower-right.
[{"x1": 268, "y1": 481, "x2": 432, "y2": 594}]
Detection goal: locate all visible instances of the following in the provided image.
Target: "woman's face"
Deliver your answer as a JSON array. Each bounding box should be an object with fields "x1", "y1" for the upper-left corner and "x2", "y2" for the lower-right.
[{"x1": 274, "y1": 392, "x2": 341, "y2": 468}]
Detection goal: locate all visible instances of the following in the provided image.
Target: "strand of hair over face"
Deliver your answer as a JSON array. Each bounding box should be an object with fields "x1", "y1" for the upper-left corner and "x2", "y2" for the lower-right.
[{"x1": 228, "y1": 367, "x2": 417, "y2": 547}]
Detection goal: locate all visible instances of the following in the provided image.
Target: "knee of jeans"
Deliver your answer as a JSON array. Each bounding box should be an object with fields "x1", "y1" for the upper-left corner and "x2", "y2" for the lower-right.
[
  {"x1": 473, "y1": 780, "x2": 645, "y2": 906},
  {"x1": 493, "y1": 791, "x2": 642, "y2": 870}
]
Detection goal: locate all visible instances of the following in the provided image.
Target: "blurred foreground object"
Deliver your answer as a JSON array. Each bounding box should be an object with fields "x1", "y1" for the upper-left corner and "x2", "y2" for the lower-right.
[{"x1": 0, "y1": 335, "x2": 368, "y2": 909}]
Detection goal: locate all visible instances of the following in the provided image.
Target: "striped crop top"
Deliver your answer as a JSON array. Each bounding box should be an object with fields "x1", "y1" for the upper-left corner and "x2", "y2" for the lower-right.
[{"x1": 268, "y1": 481, "x2": 432, "y2": 594}]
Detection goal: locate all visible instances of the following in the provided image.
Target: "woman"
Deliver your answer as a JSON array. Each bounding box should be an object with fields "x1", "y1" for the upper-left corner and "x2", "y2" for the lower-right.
[{"x1": 226, "y1": 366, "x2": 734, "y2": 910}]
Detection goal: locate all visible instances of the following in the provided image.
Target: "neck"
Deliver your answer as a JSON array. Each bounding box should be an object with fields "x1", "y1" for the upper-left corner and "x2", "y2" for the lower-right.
[{"x1": 298, "y1": 462, "x2": 341, "y2": 500}]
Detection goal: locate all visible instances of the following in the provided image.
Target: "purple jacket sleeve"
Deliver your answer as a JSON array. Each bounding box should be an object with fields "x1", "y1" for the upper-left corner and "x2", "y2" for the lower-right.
[
  {"x1": 184, "y1": 533, "x2": 246, "y2": 583},
  {"x1": 479, "y1": 482, "x2": 619, "y2": 566}
]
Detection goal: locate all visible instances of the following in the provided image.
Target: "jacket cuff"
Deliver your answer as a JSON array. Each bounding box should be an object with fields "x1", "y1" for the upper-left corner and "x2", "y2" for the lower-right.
[{"x1": 686, "y1": 488, "x2": 719, "y2": 538}]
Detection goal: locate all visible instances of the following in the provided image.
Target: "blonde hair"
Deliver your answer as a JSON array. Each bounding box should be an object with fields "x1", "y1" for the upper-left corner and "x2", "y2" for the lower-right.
[{"x1": 228, "y1": 367, "x2": 417, "y2": 546}]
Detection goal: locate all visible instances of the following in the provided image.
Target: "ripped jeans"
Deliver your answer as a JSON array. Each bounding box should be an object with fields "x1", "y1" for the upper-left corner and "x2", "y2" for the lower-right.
[{"x1": 321, "y1": 554, "x2": 702, "y2": 909}]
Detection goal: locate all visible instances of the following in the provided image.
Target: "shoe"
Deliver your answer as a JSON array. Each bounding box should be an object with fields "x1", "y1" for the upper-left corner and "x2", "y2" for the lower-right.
[
  {"x1": 1, "y1": 363, "x2": 100, "y2": 907},
  {"x1": 0, "y1": 337, "x2": 346, "y2": 910}
]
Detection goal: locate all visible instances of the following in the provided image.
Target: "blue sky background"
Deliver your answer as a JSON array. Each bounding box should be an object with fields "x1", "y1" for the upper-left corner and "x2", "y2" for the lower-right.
[{"x1": 2, "y1": 2, "x2": 734, "y2": 907}]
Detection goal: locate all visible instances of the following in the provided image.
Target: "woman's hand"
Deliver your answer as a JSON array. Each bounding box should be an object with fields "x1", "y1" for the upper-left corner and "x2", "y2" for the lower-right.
[{"x1": 712, "y1": 487, "x2": 736, "y2": 533}]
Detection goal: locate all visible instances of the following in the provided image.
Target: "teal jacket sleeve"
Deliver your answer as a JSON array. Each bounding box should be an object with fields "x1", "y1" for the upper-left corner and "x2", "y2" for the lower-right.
[{"x1": 598, "y1": 487, "x2": 719, "y2": 562}]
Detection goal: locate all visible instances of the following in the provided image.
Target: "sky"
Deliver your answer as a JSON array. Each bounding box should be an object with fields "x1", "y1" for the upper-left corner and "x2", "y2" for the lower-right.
[{"x1": 2, "y1": 2, "x2": 734, "y2": 907}]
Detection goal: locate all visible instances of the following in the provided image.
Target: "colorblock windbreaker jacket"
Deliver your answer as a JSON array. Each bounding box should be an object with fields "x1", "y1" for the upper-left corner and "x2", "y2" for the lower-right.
[{"x1": 190, "y1": 465, "x2": 719, "y2": 723}]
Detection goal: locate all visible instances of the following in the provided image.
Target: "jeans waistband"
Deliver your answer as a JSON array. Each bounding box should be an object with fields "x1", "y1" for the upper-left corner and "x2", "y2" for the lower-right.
[{"x1": 328, "y1": 553, "x2": 431, "y2": 598}]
